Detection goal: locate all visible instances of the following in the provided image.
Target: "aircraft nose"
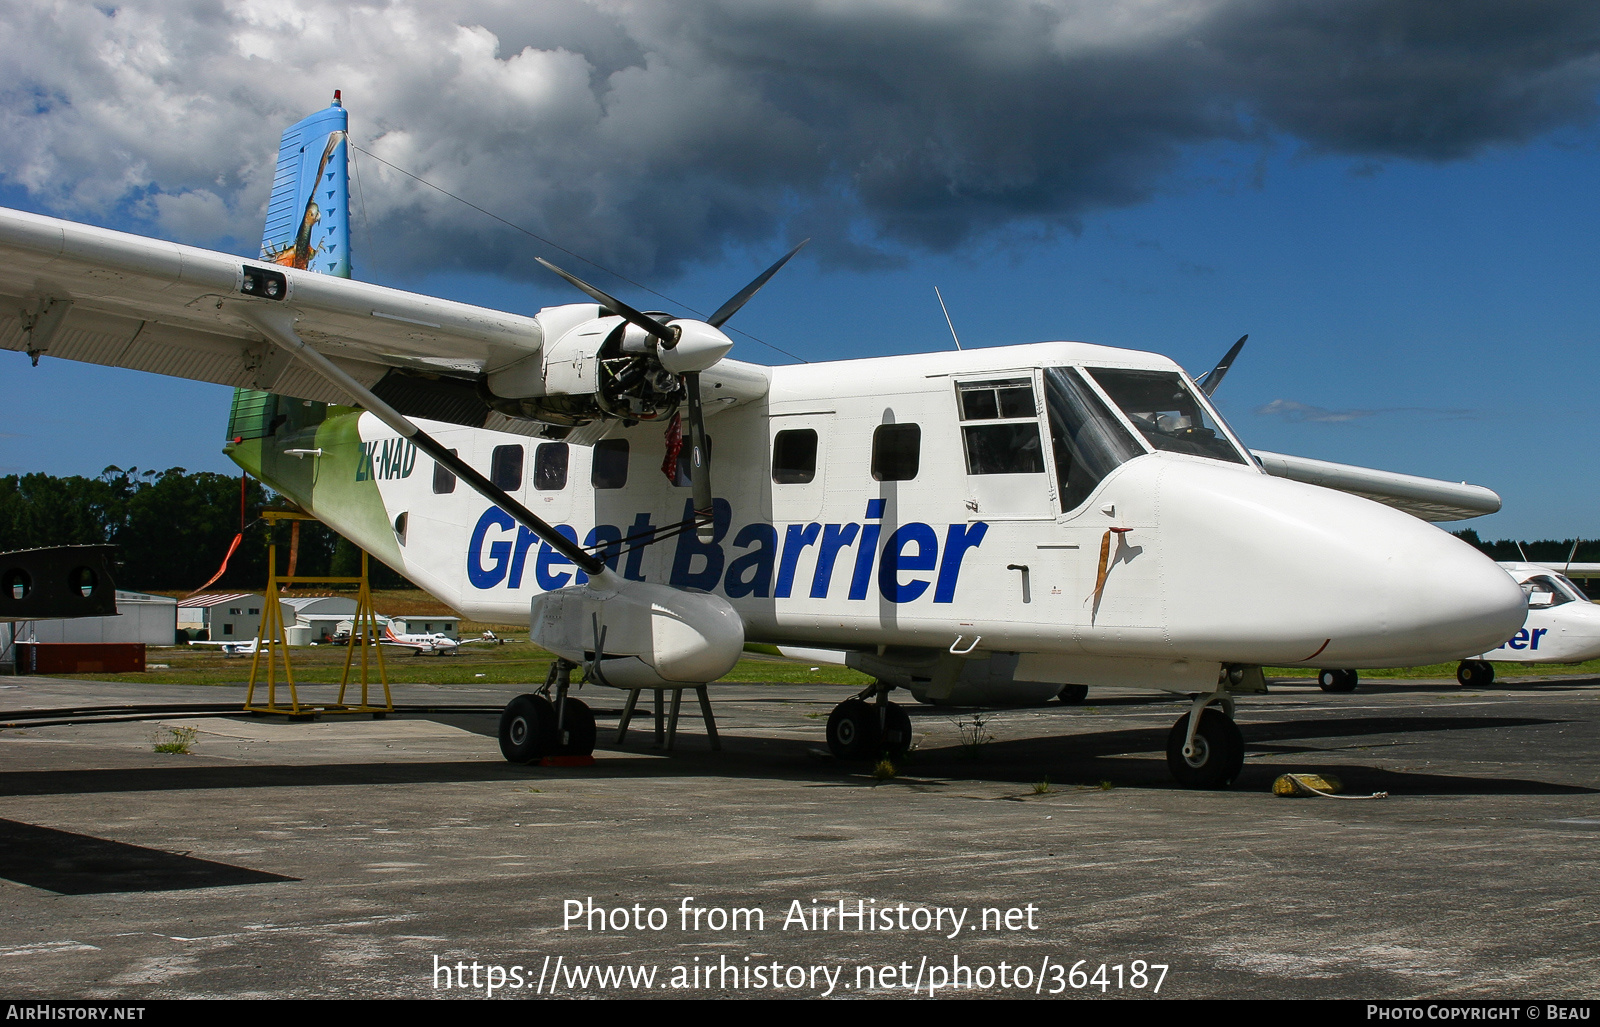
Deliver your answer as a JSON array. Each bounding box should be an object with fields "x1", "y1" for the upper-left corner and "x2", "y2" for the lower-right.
[{"x1": 1155, "y1": 460, "x2": 1527, "y2": 666}]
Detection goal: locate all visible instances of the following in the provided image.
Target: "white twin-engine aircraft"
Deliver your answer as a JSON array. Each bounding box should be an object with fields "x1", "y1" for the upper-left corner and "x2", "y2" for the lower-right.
[{"x1": 0, "y1": 100, "x2": 1527, "y2": 787}]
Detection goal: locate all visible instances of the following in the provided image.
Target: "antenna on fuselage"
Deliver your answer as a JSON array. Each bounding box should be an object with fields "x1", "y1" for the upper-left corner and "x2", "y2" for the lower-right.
[{"x1": 934, "y1": 286, "x2": 962, "y2": 351}]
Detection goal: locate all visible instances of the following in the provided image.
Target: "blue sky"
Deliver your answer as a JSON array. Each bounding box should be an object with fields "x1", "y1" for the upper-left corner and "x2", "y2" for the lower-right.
[{"x1": 2, "y1": 2, "x2": 1598, "y2": 541}]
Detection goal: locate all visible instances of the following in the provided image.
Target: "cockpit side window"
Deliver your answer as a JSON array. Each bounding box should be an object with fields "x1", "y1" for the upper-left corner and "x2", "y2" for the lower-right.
[
  {"x1": 956, "y1": 378, "x2": 1045, "y2": 475},
  {"x1": 1086, "y1": 367, "x2": 1247, "y2": 464},
  {"x1": 1043, "y1": 367, "x2": 1144, "y2": 513}
]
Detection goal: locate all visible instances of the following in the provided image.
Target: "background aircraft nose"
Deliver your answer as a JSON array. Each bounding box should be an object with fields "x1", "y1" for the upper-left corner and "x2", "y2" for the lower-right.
[{"x1": 1153, "y1": 459, "x2": 1527, "y2": 666}]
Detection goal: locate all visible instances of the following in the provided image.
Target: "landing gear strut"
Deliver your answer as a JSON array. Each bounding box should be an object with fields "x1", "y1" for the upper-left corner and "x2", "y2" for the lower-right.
[
  {"x1": 826, "y1": 682, "x2": 912, "y2": 759},
  {"x1": 497, "y1": 659, "x2": 596, "y2": 763},
  {"x1": 1456, "y1": 660, "x2": 1495, "y2": 687},
  {"x1": 1165, "y1": 693, "x2": 1244, "y2": 789}
]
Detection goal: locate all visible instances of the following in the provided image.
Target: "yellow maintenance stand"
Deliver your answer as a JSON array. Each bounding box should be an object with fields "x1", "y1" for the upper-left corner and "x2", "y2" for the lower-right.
[{"x1": 244, "y1": 510, "x2": 392, "y2": 717}]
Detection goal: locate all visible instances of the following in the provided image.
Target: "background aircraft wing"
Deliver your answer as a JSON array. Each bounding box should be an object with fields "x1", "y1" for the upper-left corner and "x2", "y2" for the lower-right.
[
  {"x1": 1251, "y1": 450, "x2": 1501, "y2": 522},
  {"x1": 0, "y1": 206, "x2": 551, "y2": 418}
]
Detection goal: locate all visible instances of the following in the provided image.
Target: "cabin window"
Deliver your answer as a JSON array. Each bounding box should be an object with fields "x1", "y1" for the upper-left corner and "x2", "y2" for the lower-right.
[
  {"x1": 957, "y1": 378, "x2": 1045, "y2": 475},
  {"x1": 772, "y1": 429, "x2": 818, "y2": 484},
  {"x1": 433, "y1": 450, "x2": 457, "y2": 494},
  {"x1": 1043, "y1": 367, "x2": 1144, "y2": 513},
  {"x1": 871, "y1": 423, "x2": 921, "y2": 481},
  {"x1": 534, "y1": 443, "x2": 569, "y2": 491},
  {"x1": 491, "y1": 445, "x2": 523, "y2": 490},
  {"x1": 674, "y1": 437, "x2": 712, "y2": 486},
  {"x1": 1086, "y1": 367, "x2": 1247, "y2": 465},
  {"x1": 592, "y1": 439, "x2": 629, "y2": 490}
]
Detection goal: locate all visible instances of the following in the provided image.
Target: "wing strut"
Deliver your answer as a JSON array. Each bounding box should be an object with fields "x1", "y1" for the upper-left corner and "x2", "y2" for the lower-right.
[{"x1": 239, "y1": 307, "x2": 607, "y2": 579}]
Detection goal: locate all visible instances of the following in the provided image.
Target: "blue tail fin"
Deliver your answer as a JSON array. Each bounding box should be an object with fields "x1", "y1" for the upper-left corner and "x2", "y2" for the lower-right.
[{"x1": 260, "y1": 94, "x2": 351, "y2": 279}]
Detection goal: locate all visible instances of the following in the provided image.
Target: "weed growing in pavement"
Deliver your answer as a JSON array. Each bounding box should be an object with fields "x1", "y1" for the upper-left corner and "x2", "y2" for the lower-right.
[{"x1": 152, "y1": 726, "x2": 199, "y2": 754}]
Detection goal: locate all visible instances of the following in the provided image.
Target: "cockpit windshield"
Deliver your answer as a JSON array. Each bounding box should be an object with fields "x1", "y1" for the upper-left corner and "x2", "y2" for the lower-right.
[
  {"x1": 1043, "y1": 367, "x2": 1144, "y2": 513},
  {"x1": 1524, "y1": 574, "x2": 1586, "y2": 608},
  {"x1": 1086, "y1": 368, "x2": 1248, "y2": 465}
]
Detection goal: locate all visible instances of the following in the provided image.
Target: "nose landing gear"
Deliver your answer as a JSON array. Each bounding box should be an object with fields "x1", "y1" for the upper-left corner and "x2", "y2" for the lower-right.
[
  {"x1": 1317, "y1": 668, "x2": 1359, "y2": 693},
  {"x1": 1166, "y1": 693, "x2": 1245, "y2": 789},
  {"x1": 825, "y1": 683, "x2": 912, "y2": 759}
]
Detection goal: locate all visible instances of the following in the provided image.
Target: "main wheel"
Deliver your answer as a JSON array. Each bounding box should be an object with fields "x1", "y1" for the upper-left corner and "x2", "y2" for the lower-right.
[
  {"x1": 1056, "y1": 684, "x2": 1089, "y2": 705},
  {"x1": 1457, "y1": 660, "x2": 1495, "y2": 687},
  {"x1": 826, "y1": 698, "x2": 881, "y2": 759},
  {"x1": 1318, "y1": 668, "x2": 1358, "y2": 693},
  {"x1": 554, "y1": 697, "x2": 597, "y2": 756},
  {"x1": 499, "y1": 694, "x2": 557, "y2": 763},
  {"x1": 1166, "y1": 708, "x2": 1245, "y2": 789},
  {"x1": 879, "y1": 703, "x2": 913, "y2": 755}
]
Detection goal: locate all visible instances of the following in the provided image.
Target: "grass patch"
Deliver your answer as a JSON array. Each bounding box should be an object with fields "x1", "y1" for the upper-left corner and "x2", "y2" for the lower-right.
[
  {"x1": 952, "y1": 713, "x2": 994, "y2": 760},
  {"x1": 152, "y1": 726, "x2": 199, "y2": 754},
  {"x1": 1032, "y1": 778, "x2": 1052, "y2": 795},
  {"x1": 871, "y1": 758, "x2": 897, "y2": 780}
]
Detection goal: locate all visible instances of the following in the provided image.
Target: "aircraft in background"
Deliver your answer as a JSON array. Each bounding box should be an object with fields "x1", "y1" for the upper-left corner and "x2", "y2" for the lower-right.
[
  {"x1": 380, "y1": 624, "x2": 462, "y2": 655},
  {"x1": 0, "y1": 97, "x2": 1528, "y2": 787},
  {"x1": 189, "y1": 638, "x2": 268, "y2": 658}
]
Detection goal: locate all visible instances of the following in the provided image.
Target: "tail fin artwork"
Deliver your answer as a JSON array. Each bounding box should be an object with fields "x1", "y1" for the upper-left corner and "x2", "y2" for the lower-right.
[{"x1": 260, "y1": 92, "x2": 351, "y2": 278}]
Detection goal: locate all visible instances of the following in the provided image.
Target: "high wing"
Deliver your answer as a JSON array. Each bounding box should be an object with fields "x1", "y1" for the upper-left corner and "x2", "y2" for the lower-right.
[
  {"x1": 1251, "y1": 450, "x2": 1501, "y2": 522},
  {"x1": 0, "y1": 206, "x2": 765, "y2": 440}
]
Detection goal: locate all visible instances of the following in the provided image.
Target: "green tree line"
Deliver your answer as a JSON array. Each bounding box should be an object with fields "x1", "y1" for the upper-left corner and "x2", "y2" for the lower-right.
[
  {"x1": 1453, "y1": 529, "x2": 1600, "y2": 567},
  {"x1": 0, "y1": 467, "x2": 413, "y2": 592}
]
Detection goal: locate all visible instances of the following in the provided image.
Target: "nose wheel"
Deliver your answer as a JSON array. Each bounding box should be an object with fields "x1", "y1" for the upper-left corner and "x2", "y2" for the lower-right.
[
  {"x1": 1166, "y1": 705, "x2": 1244, "y2": 789},
  {"x1": 1456, "y1": 660, "x2": 1495, "y2": 687},
  {"x1": 826, "y1": 685, "x2": 913, "y2": 759},
  {"x1": 1317, "y1": 668, "x2": 1358, "y2": 693}
]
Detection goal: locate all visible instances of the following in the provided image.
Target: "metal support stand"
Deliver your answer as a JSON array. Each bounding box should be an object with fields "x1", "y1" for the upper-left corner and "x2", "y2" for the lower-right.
[
  {"x1": 614, "y1": 685, "x2": 721, "y2": 751},
  {"x1": 244, "y1": 511, "x2": 392, "y2": 717}
]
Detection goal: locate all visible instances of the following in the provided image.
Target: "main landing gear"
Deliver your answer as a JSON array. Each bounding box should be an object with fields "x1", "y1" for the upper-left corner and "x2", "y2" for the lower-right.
[
  {"x1": 1166, "y1": 693, "x2": 1245, "y2": 789},
  {"x1": 498, "y1": 659, "x2": 596, "y2": 763},
  {"x1": 1456, "y1": 660, "x2": 1495, "y2": 687},
  {"x1": 826, "y1": 682, "x2": 913, "y2": 760},
  {"x1": 1317, "y1": 668, "x2": 1359, "y2": 693}
]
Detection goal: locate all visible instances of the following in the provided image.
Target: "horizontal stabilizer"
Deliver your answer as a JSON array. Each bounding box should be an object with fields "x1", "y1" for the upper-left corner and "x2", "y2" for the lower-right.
[{"x1": 1252, "y1": 450, "x2": 1501, "y2": 522}]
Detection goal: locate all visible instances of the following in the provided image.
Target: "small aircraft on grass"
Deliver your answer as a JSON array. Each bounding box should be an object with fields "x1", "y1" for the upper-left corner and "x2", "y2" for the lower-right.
[
  {"x1": 189, "y1": 638, "x2": 270, "y2": 658},
  {"x1": 0, "y1": 98, "x2": 1527, "y2": 787}
]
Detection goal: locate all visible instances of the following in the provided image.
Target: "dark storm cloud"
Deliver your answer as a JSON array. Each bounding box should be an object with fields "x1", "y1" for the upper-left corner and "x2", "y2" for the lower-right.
[{"x1": 3, "y1": 0, "x2": 1598, "y2": 279}]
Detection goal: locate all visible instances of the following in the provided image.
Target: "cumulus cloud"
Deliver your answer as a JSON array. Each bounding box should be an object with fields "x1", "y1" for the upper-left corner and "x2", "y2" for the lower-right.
[
  {"x1": 1256, "y1": 399, "x2": 1477, "y2": 423},
  {"x1": 2, "y1": 0, "x2": 1598, "y2": 280}
]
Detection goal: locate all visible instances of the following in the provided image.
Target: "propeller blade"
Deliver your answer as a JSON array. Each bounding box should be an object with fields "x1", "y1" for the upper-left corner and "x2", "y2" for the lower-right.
[
  {"x1": 684, "y1": 370, "x2": 715, "y2": 542},
  {"x1": 535, "y1": 257, "x2": 679, "y2": 347},
  {"x1": 1195, "y1": 334, "x2": 1247, "y2": 396},
  {"x1": 706, "y1": 239, "x2": 809, "y2": 328}
]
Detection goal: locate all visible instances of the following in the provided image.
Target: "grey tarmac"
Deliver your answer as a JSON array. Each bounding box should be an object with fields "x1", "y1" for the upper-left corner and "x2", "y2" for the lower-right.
[{"x1": 0, "y1": 673, "x2": 1596, "y2": 999}]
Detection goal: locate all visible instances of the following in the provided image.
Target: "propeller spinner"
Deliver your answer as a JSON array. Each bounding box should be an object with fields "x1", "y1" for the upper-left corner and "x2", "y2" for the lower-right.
[{"x1": 536, "y1": 241, "x2": 807, "y2": 541}]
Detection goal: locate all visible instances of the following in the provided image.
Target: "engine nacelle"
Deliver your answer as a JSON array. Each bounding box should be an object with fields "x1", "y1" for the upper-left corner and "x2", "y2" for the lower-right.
[{"x1": 531, "y1": 579, "x2": 745, "y2": 689}]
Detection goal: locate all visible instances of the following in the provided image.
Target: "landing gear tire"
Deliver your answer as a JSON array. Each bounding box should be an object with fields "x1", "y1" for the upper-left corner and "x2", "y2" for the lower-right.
[
  {"x1": 1056, "y1": 684, "x2": 1089, "y2": 705},
  {"x1": 880, "y1": 703, "x2": 913, "y2": 756},
  {"x1": 1166, "y1": 708, "x2": 1245, "y2": 789},
  {"x1": 826, "y1": 698, "x2": 881, "y2": 759},
  {"x1": 1318, "y1": 668, "x2": 1358, "y2": 693},
  {"x1": 1457, "y1": 660, "x2": 1495, "y2": 688},
  {"x1": 554, "y1": 697, "x2": 597, "y2": 757},
  {"x1": 499, "y1": 694, "x2": 557, "y2": 763}
]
